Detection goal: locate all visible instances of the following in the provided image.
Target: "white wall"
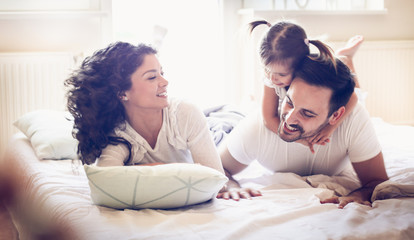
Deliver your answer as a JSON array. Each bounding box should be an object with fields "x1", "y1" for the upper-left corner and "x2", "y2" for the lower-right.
[
  {"x1": 0, "y1": 0, "x2": 112, "y2": 53},
  {"x1": 0, "y1": 0, "x2": 112, "y2": 156},
  {"x1": 249, "y1": 0, "x2": 414, "y2": 41}
]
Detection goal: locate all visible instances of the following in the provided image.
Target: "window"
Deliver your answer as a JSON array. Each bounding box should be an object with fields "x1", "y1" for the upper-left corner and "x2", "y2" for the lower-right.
[
  {"x1": 242, "y1": 0, "x2": 385, "y2": 12},
  {"x1": 0, "y1": 0, "x2": 93, "y2": 11},
  {"x1": 112, "y1": 0, "x2": 226, "y2": 109}
]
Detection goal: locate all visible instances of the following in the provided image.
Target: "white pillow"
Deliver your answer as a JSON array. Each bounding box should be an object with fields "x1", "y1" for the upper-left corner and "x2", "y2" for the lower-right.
[
  {"x1": 13, "y1": 110, "x2": 78, "y2": 160},
  {"x1": 84, "y1": 163, "x2": 228, "y2": 209}
]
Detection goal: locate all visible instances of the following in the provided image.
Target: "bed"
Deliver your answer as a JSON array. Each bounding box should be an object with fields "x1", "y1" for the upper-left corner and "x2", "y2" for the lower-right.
[{"x1": 2, "y1": 109, "x2": 414, "y2": 240}]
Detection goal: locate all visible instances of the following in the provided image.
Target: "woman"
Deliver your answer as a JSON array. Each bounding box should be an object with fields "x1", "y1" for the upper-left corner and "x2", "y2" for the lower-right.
[{"x1": 65, "y1": 42, "x2": 224, "y2": 174}]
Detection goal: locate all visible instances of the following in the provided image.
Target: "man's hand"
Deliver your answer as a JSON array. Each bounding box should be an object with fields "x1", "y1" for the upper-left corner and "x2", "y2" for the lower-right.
[
  {"x1": 320, "y1": 195, "x2": 371, "y2": 209},
  {"x1": 217, "y1": 187, "x2": 262, "y2": 201},
  {"x1": 322, "y1": 154, "x2": 388, "y2": 209},
  {"x1": 320, "y1": 186, "x2": 373, "y2": 209},
  {"x1": 219, "y1": 147, "x2": 263, "y2": 201}
]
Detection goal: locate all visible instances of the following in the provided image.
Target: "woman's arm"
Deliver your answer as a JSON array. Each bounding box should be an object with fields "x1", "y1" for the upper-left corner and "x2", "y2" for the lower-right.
[
  {"x1": 179, "y1": 101, "x2": 225, "y2": 174},
  {"x1": 96, "y1": 143, "x2": 129, "y2": 166},
  {"x1": 262, "y1": 85, "x2": 280, "y2": 134},
  {"x1": 189, "y1": 133, "x2": 225, "y2": 174}
]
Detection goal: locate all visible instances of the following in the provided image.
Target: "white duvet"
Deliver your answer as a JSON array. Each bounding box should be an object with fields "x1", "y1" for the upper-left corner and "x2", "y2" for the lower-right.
[{"x1": 7, "y1": 118, "x2": 414, "y2": 240}]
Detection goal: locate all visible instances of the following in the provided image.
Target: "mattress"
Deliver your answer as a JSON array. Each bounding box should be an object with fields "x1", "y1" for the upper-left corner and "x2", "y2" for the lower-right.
[{"x1": 3, "y1": 117, "x2": 414, "y2": 240}]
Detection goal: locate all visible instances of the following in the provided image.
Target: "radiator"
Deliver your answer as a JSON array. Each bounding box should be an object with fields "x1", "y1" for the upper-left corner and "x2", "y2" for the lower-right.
[
  {"x1": 330, "y1": 40, "x2": 414, "y2": 126},
  {"x1": 354, "y1": 41, "x2": 414, "y2": 125},
  {"x1": 0, "y1": 53, "x2": 74, "y2": 156}
]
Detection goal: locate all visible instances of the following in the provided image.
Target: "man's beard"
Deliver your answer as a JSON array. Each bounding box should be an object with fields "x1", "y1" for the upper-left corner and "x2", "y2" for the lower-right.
[{"x1": 277, "y1": 114, "x2": 329, "y2": 143}]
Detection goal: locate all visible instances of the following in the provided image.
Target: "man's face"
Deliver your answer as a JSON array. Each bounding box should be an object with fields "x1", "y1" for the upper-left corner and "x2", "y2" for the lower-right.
[{"x1": 278, "y1": 78, "x2": 332, "y2": 142}]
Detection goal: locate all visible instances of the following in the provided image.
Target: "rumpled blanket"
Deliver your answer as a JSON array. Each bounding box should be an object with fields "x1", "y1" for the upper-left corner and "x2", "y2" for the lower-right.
[
  {"x1": 204, "y1": 105, "x2": 245, "y2": 146},
  {"x1": 306, "y1": 117, "x2": 414, "y2": 202}
]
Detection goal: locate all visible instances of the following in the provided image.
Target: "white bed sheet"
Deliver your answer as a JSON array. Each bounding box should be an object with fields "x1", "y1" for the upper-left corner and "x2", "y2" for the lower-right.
[{"x1": 6, "y1": 118, "x2": 414, "y2": 240}]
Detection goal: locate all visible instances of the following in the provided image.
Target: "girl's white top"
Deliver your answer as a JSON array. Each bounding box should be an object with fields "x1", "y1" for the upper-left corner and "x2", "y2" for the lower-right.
[{"x1": 263, "y1": 77, "x2": 287, "y2": 113}]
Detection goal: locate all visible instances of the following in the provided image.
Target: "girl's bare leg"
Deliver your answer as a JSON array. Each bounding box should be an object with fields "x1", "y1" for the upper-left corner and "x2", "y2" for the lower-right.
[{"x1": 336, "y1": 35, "x2": 364, "y2": 88}]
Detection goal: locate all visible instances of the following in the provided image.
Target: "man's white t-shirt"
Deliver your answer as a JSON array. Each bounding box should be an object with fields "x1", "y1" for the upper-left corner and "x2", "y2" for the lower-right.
[{"x1": 227, "y1": 103, "x2": 381, "y2": 176}]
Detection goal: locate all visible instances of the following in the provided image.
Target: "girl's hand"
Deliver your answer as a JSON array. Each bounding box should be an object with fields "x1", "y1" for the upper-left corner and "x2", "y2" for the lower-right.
[
  {"x1": 296, "y1": 139, "x2": 316, "y2": 154},
  {"x1": 310, "y1": 125, "x2": 335, "y2": 146}
]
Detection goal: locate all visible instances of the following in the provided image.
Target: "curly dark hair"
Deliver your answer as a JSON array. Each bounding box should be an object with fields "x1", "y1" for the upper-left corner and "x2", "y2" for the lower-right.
[{"x1": 65, "y1": 42, "x2": 157, "y2": 165}]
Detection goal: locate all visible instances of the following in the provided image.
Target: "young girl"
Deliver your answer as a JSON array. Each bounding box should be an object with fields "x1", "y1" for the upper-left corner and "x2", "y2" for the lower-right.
[{"x1": 250, "y1": 20, "x2": 363, "y2": 153}]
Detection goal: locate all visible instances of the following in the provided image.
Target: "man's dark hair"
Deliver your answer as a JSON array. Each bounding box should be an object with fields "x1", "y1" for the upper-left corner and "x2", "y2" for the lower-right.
[{"x1": 294, "y1": 54, "x2": 356, "y2": 116}]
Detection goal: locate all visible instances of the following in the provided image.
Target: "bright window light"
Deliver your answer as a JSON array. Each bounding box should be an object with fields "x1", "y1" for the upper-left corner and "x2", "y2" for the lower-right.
[
  {"x1": 243, "y1": 0, "x2": 385, "y2": 11},
  {"x1": 112, "y1": 0, "x2": 226, "y2": 109}
]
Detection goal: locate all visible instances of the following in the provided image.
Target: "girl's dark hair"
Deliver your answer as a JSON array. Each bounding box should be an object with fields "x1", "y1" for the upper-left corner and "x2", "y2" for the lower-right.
[
  {"x1": 65, "y1": 42, "x2": 157, "y2": 165},
  {"x1": 294, "y1": 54, "x2": 355, "y2": 116},
  {"x1": 249, "y1": 20, "x2": 335, "y2": 70}
]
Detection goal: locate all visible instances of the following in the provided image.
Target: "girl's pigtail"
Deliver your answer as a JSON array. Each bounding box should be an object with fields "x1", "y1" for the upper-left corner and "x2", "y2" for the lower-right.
[
  {"x1": 309, "y1": 40, "x2": 337, "y2": 71},
  {"x1": 249, "y1": 20, "x2": 271, "y2": 34}
]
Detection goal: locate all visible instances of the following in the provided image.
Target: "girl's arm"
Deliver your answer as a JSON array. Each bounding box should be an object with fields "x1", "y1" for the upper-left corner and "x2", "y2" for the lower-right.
[
  {"x1": 308, "y1": 91, "x2": 358, "y2": 152},
  {"x1": 262, "y1": 85, "x2": 280, "y2": 134}
]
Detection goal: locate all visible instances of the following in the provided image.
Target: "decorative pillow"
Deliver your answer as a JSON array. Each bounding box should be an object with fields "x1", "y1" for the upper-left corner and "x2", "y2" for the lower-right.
[
  {"x1": 13, "y1": 110, "x2": 78, "y2": 160},
  {"x1": 84, "y1": 163, "x2": 228, "y2": 209}
]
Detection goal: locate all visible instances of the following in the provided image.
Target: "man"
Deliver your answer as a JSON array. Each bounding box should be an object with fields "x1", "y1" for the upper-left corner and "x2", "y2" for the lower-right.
[{"x1": 217, "y1": 55, "x2": 388, "y2": 209}]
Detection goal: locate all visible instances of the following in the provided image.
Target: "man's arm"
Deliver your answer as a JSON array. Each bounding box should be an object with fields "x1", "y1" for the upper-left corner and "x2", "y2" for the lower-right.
[
  {"x1": 321, "y1": 152, "x2": 388, "y2": 208},
  {"x1": 220, "y1": 146, "x2": 248, "y2": 176},
  {"x1": 348, "y1": 152, "x2": 389, "y2": 201},
  {"x1": 216, "y1": 145, "x2": 262, "y2": 200}
]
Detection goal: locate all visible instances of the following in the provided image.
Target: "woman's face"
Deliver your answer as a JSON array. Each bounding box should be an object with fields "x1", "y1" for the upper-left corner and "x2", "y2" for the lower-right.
[{"x1": 123, "y1": 54, "x2": 169, "y2": 111}]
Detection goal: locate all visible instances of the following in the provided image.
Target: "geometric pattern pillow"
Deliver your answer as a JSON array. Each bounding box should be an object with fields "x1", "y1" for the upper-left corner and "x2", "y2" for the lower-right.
[{"x1": 84, "y1": 163, "x2": 228, "y2": 209}]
